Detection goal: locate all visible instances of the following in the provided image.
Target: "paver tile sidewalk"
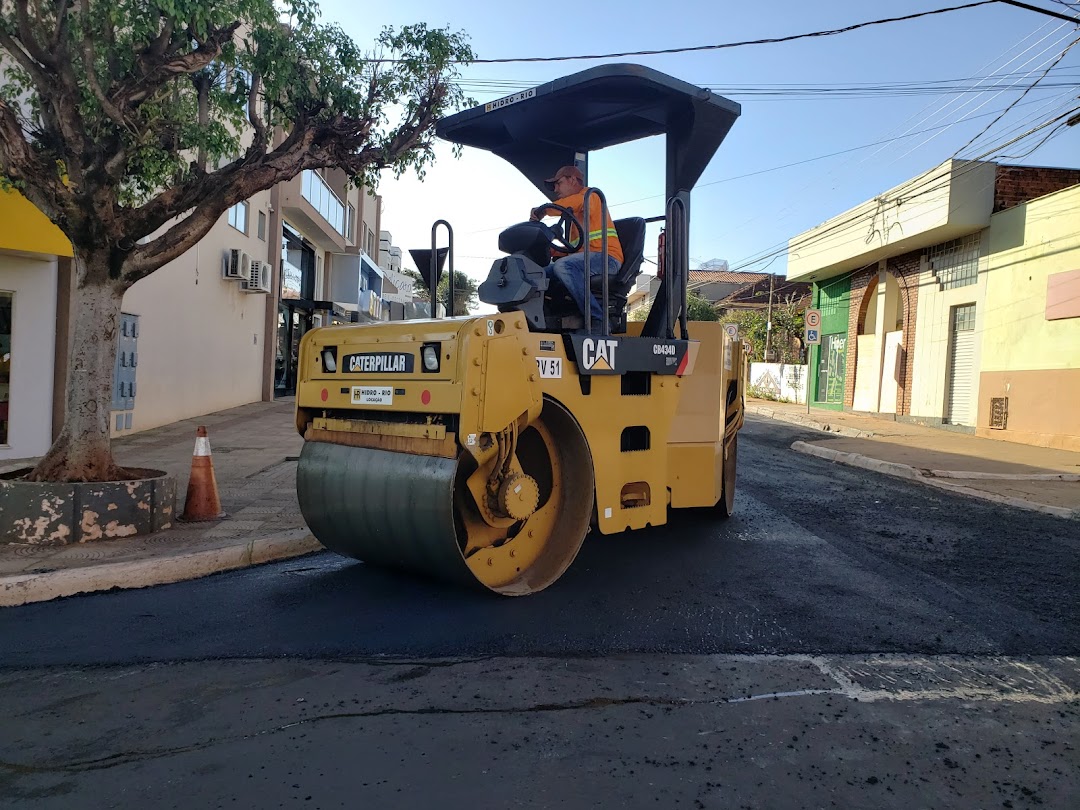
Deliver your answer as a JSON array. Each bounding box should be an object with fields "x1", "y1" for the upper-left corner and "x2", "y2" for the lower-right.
[
  {"x1": 749, "y1": 398, "x2": 1080, "y2": 515},
  {"x1": 0, "y1": 399, "x2": 320, "y2": 606}
]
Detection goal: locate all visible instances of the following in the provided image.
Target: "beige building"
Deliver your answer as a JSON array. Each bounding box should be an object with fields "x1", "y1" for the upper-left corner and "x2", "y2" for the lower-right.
[
  {"x1": 978, "y1": 183, "x2": 1080, "y2": 450},
  {"x1": 786, "y1": 160, "x2": 1080, "y2": 449},
  {"x1": 1, "y1": 168, "x2": 389, "y2": 457}
]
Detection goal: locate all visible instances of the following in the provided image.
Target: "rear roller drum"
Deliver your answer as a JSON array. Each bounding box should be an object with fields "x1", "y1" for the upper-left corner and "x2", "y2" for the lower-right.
[
  {"x1": 717, "y1": 434, "x2": 737, "y2": 518},
  {"x1": 297, "y1": 398, "x2": 595, "y2": 595}
]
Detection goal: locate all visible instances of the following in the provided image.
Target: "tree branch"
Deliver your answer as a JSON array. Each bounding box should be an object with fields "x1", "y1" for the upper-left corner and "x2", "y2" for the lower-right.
[
  {"x1": 113, "y1": 22, "x2": 240, "y2": 109},
  {"x1": 246, "y1": 71, "x2": 267, "y2": 152},
  {"x1": 14, "y1": 0, "x2": 54, "y2": 67}
]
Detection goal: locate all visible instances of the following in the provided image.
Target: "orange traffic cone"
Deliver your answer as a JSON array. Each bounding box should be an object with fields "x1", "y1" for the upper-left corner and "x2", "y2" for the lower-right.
[{"x1": 180, "y1": 426, "x2": 226, "y2": 521}]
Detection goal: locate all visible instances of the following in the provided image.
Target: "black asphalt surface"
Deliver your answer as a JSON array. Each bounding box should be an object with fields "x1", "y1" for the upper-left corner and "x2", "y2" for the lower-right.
[{"x1": 1, "y1": 416, "x2": 1077, "y2": 666}]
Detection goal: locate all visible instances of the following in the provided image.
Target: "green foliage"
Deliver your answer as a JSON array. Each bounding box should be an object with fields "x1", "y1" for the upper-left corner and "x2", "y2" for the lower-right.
[
  {"x1": 727, "y1": 295, "x2": 805, "y2": 363},
  {"x1": 437, "y1": 271, "x2": 479, "y2": 316},
  {"x1": 0, "y1": 0, "x2": 473, "y2": 218},
  {"x1": 686, "y1": 291, "x2": 719, "y2": 322},
  {"x1": 404, "y1": 267, "x2": 478, "y2": 315},
  {"x1": 628, "y1": 305, "x2": 648, "y2": 322}
]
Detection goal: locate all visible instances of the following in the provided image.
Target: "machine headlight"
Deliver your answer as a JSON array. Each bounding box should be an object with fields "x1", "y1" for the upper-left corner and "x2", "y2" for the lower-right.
[
  {"x1": 421, "y1": 343, "x2": 440, "y2": 373},
  {"x1": 321, "y1": 347, "x2": 337, "y2": 373}
]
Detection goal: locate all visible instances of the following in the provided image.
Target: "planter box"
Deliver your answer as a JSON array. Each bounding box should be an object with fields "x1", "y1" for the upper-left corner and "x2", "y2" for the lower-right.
[{"x1": 0, "y1": 470, "x2": 175, "y2": 545}]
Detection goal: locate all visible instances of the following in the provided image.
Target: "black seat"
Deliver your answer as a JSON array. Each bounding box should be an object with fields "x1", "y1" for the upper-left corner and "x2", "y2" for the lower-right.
[
  {"x1": 541, "y1": 216, "x2": 647, "y2": 333},
  {"x1": 590, "y1": 217, "x2": 646, "y2": 331}
]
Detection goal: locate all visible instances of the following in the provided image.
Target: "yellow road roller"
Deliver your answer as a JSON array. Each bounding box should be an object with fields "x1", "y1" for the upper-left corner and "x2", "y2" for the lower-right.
[{"x1": 295, "y1": 64, "x2": 745, "y2": 595}]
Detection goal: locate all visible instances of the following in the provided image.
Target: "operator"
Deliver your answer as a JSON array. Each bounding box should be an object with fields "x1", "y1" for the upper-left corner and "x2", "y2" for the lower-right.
[{"x1": 529, "y1": 165, "x2": 622, "y2": 325}]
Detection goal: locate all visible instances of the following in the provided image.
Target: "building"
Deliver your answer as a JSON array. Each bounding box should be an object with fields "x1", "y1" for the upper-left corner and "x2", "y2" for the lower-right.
[
  {"x1": 0, "y1": 190, "x2": 72, "y2": 460},
  {"x1": 786, "y1": 160, "x2": 1080, "y2": 450},
  {"x1": 0, "y1": 163, "x2": 399, "y2": 460},
  {"x1": 687, "y1": 268, "x2": 770, "y2": 304}
]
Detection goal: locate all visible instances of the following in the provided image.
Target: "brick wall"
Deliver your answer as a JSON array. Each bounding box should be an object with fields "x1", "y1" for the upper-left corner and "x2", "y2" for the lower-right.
[
  {"x1": 887, "y1": 251, "x2": 921, "y2": 416},
  {"x1": 842, "y1": 252, "x2": 921, "y2": 414},
  {"x1": 993, "y1": 166, "x2": 1080, "y2": 213}
]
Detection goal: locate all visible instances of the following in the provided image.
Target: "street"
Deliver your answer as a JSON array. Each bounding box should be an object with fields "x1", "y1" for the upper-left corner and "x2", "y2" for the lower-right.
[{"x1": 1, "y1": 416, "x2": 1077, "y2": 808}]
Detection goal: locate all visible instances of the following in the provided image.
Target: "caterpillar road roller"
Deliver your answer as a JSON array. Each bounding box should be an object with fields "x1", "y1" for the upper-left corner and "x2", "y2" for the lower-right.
[{"x1": 295, "y1": 64, "x2": 745, "y2": 595}]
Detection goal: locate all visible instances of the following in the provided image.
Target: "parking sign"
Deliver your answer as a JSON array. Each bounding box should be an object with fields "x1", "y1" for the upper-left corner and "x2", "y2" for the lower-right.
[
  {"x1": 805, "y1": 308, "x2": 822, "y2": 329},
  {"x1": 805, "y1": 327, "x2": 821, "y2": 345},
  {"x1": 723, "y1": 323, "x2": 739, "y2": 340}
]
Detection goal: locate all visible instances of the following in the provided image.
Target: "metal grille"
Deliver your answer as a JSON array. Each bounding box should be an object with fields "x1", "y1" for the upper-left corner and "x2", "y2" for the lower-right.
[
  {"x1": 928, "y1": 233, "x2": 980, "y2": 290},
  {"x1": 989, "y1": 397, "x2": 1009, "y2": 430}
]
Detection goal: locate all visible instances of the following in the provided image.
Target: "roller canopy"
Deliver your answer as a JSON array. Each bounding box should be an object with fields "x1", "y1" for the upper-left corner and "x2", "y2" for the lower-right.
[{"x1": 436, "y1": 63, "x2": 741, "y2": 200}]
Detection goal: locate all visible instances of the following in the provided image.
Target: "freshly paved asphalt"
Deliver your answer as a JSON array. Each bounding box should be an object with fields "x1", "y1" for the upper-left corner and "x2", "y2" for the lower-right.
[
  {"x1": 2, "y1": 416, "x2": 1076, "y2": 666},
  {"x1": 3, "y1": 416, "x2": 1078, "y2": 810}
]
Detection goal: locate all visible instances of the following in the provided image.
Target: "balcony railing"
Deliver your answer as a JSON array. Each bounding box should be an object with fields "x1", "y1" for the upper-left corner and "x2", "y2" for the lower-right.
[{"x1": 301, "y1": 170, "x2": 346, "y2": 238}]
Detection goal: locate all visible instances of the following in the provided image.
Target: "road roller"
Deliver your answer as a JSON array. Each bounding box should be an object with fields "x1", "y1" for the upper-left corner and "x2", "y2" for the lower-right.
[{"x1": 295, "y1": 64, "x2": 746, "y2": 595}]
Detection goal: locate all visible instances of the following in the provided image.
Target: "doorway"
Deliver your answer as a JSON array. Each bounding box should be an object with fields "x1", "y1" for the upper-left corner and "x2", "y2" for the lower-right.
[
  {"x1": 275, "y1": 302, "x2": 313, "y2": 397},
  {"x1": 816, "y1": 333, "x2": 847, "y2": 405},
  {"x1": 945, "y1": 303, "x2": 976, "y2": 425}
]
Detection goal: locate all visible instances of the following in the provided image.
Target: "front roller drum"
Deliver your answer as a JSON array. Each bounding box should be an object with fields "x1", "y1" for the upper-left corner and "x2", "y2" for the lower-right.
[{"x1": 297, "y1": 399, "x2": 595, "y2": 595}]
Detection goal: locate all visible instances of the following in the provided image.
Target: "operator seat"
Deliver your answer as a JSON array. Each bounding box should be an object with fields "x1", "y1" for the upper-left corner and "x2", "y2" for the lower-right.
[{"x1": 592, "y1": 217, "x2": 646, "y2": 333}]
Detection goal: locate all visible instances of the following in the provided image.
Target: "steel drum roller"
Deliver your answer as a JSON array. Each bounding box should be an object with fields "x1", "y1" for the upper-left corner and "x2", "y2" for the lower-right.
[{"x1": 296, "y1": 399, "x2": 595, "y2": 595}]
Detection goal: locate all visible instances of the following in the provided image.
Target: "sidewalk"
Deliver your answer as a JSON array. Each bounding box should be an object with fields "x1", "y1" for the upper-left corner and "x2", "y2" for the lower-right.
[
  {"x1": 1, "y1": 400, "x2": 321, "y2": 607},
  {"x1": 748, "y1": 399, "x2": 1080, "y2": 519}
]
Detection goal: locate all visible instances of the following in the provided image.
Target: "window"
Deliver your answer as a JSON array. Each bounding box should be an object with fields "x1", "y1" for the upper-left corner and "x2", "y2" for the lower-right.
[
  {"x1": 228, "y1": 201, "x2": 249, "y2": 234},
  {"x1": 365, "y1": 226, "x2": 376, "y2": 257},
  {"x1": 928, "y1": 233, "x2": 980, "y2": 290},
  {"x1": 0, "y1": 291, "x2": 11, "y2": 444},
  {"x1": 257, "y1": 210, "x2": 266, "y2": 241},
  {"x1": 346, "y1": 204, "x2": 355, "y2": 242}
]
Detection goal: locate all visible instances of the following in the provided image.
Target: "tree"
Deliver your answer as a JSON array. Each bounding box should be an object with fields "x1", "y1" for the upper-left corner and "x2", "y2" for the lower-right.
[
  {"x1": 404, "y1": 267, "x2": 478, "y2": 316},
  {"x1": 686, "y1": 290, "x2": 719, "y2": 322},
  {"x1": 727, "y1": 294, "x2": 805, "y2": 363},
  {"x1": 0, "y1": 0, "x2": 472, "y2": 482}
]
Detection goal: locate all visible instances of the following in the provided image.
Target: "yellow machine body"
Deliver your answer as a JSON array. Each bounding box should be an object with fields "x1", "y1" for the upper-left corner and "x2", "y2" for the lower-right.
[{"x1": 294, "y1": 312, "x2": 744, "y2": 594}]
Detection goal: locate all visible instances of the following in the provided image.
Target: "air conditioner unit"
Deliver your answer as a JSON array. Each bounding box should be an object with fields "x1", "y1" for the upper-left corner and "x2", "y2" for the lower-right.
[
  {"x1": 222, "y1": 248, "x2": 250, "y2": 281},
  {"x1": 241, "y1": 259, "x2": 272, "y2": 294}
]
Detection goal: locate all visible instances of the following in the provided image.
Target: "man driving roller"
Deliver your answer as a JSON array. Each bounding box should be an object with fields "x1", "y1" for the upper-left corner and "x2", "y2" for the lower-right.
[{"x1": 529, "y1": 165, "x2": 622, "y2": 325}]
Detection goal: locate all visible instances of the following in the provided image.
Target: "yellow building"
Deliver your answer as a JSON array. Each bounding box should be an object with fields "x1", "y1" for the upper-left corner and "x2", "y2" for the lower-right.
[{"x1": 978, "y1": 184, "x2": 1080, "y2": 450}]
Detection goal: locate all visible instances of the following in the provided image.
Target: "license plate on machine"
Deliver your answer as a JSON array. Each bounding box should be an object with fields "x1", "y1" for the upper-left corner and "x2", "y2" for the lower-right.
[{"x1": 351, "y1": 386, "x2": 394, "y2": 405}]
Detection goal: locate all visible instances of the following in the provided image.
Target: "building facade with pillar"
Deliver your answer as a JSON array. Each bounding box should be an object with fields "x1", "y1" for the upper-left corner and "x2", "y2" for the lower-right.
[{"x1": 786, "y1": 160, "x2": 1080, "y2": 448}]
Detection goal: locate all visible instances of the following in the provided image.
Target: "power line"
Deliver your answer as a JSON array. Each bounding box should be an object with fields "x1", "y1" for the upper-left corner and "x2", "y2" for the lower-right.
[
  {"x1": 953, "y1": 34, "x2": 1080, "y2": 154},
  {"x1": 460, "y1": 2, "x2": 1002, "y2": 64}
]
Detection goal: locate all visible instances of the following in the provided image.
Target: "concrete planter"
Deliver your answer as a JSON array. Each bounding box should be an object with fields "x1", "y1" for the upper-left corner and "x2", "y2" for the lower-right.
[{"x1": 0, "y1": 470, "x2": 175, "y2": 546}]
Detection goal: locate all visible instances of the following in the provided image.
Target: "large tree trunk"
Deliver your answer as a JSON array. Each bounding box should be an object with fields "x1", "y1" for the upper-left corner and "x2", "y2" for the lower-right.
[{"x1": 28, "y1": 258, "x2": 128, "y2": 483}]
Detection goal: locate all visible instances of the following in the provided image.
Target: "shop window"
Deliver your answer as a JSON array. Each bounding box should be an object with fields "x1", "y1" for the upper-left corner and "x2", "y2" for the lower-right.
[{"x1": 0, "y1": 292, "x2": 11, "y2": 444}]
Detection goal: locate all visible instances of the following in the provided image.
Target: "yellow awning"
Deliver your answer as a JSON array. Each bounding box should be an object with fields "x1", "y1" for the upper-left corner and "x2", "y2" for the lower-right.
[{"x1": 0, "y1": 188, "x2": 74, "y2": 257}]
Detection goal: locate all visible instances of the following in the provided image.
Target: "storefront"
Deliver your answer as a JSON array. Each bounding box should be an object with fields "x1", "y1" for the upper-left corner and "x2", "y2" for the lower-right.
[{"x1": 810, "y1": 275, "x2": 851, "y2": 410}]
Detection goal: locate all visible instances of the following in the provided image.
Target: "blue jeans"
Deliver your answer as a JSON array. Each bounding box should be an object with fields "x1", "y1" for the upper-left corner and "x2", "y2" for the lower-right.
[{"x1": 546, "y1": 253, "x2": 621, "y2": 322}]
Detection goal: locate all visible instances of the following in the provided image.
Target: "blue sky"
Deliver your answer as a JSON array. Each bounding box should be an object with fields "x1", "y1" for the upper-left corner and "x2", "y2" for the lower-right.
[{"x1": 317, "y1": 0, "x2": 1080, "y2": 285}]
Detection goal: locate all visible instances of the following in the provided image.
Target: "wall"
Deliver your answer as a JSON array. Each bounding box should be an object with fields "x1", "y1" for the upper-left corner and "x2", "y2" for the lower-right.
[
  {"x1": 978, "y1": 183, "x2": 1080, "y2": 449},
  {"x1": 0, "y1": 255, "x2": 57, "y2": 460},
  {"x1": 120, "y1": 192, "x2": 271, "y2": 433},
  {"x1": 843, "y1": 252, "x2": 920, "y2": 414},
  {"x1": 749, "y1": 363, "x2": 808, "y2": 405},
  {"x1": 993, "y1": 166, "x2": 1080, "y2": 213},
  {"x1": 909, "y1": 233, "x2": 989, "y2": 425}
]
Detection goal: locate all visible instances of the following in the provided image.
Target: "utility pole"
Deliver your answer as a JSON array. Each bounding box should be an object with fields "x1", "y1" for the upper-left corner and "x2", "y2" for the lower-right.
[{"x1": 763, "y1": 273, "x2": 775, "y2": 363}]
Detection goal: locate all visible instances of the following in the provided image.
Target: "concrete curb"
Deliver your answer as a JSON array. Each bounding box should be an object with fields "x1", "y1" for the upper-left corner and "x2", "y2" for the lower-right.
[
  {"x1": 746, "y1": 404, "x2": 875, "y2": 439},
  {"x1": 791, "y1": 441, "x2": 1078, "y2": 521},
  {"x1": 0, "y1": 531, "x2": 323, "y2": 608}
]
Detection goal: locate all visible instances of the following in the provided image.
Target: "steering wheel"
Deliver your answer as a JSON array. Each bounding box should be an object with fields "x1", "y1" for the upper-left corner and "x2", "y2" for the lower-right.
[{"x1": 534, "y1": 203, "x2": 584, "y2": 254}]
